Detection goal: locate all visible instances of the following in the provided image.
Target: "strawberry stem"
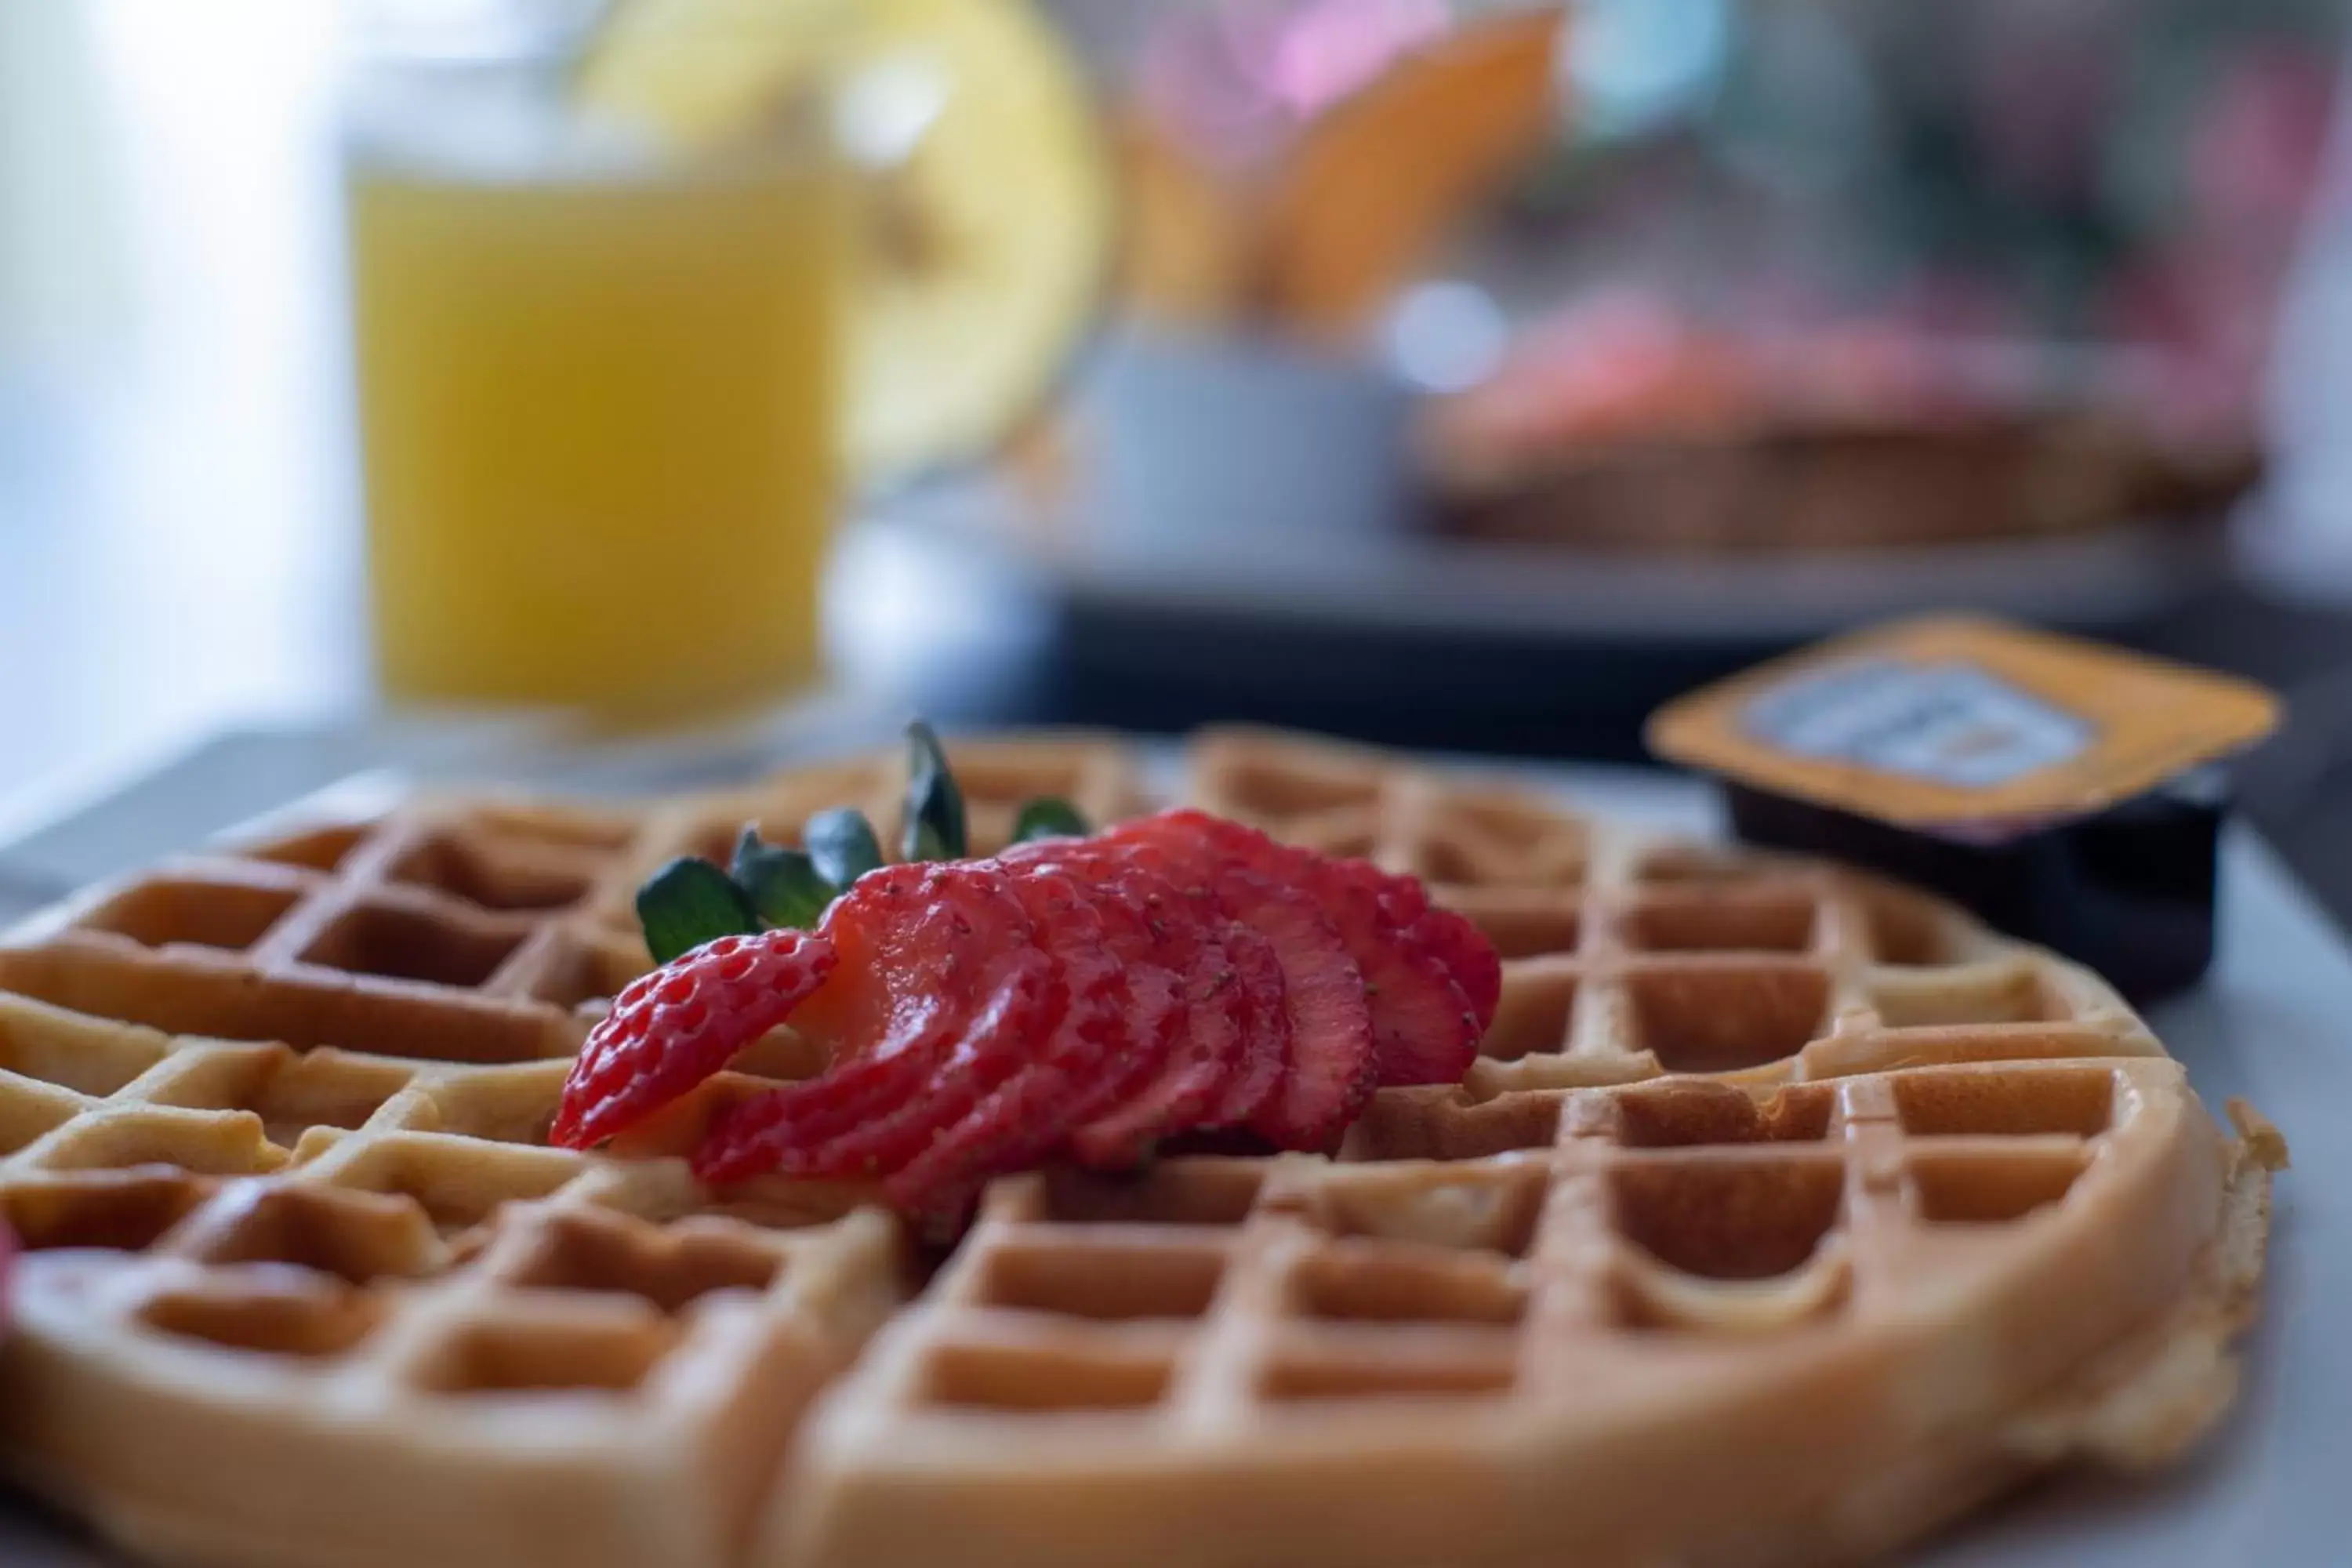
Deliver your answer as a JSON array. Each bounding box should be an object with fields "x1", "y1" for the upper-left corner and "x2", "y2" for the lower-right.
[
  {"x1": 904, "y1": 720, "x2": 969, "y2": 862},
  {"x1": 1011, "y1": 797, "x2": 1090, "y2": 843},
  {"x1": 637, "y1": 856, "x2": 759, "y2": 964},
  {"x1": 731, "y1": 826, "x2": 838, "y2": 928},
  {"x1": 807, "y1": 807, "x2": 886, "y2": 886}
]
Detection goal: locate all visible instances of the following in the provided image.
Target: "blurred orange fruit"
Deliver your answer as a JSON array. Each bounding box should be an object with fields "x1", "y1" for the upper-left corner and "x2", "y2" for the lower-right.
[{"x1": 1258, "y1": 6, "x2": 1566, "y2": 343}]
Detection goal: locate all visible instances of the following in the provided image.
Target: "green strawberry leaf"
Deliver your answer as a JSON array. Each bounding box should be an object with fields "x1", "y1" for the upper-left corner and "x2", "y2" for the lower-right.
[
  {"x1": 636, "y1": 856, "x2": 758, "y2": 964},
  {"x1": 1011, "y1": 797, "x2": 1090, "y2": 844},
  {"x1": 902, "y1": 720, "x2": 967, "y2": 862},
  {"x1": 805, "y1": 807, "x2": 886, "y2": 887},
  {"x1": 729, "y1": 826, "x2": 837, "y2": 929}
]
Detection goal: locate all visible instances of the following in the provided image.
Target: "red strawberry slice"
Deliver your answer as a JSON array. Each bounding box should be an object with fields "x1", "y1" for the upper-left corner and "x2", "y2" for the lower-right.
[
  {"x1": 1265, "y1": 846, "x2": 1475, "y2": 1087},
  {"x1": 884, "y1": 870, "x2": 1181, "y2": 1218},
  {"x1": 746, "y1": 949, "x2": 1054, "y2": 1180},
  {"x1": 551, "y1": 928, "x2": 837, "y2": 1149},
  {"x1": 1014, "y1": 858, "x2": 1242, "y2": 1167},
  {"x1": 1342, "y1": 857, "x2": 1500, "y2": 1036},
  {"x1": 1327, "y1": 879, "x2": 1478, "y2": 1087},
  {"x1": 1204, "y1": 916, "x2": 1290, "y2": 1128},
  {"x1": 885, "y1": 1047, "x2": 1087, "y2": 1224},
  {"x1": 1168, "y1": 808, "x2": 1500, "y2": 1039},
  {"x1": 1067, "y1": 904, "x2": 1240, "y2": 1164},
  {"x1": 999, "y1": 839, "x2": 1281, "y2": 1146},
  {"x1": 1022, "y1": 833, "x2": 1301, "y2": 1137},
  {"x1": 1406, "y1": 901, "x2": 1501, "y2": 1035},
  {"x1": 1014, "y1": 867, "x2": 1184, "y2": 1116},
  {"x1": 692, "y1": 863, "x2": 1036, "y2": 1182},
  {"x1": 1195, "y1": 818, "x2": 1486, "y2": 1086},
  {"x1": 1018, "y1": 864, "x2": 1191, "y2": 1128},
  {"x1": 1133, "y1": 811, "x2": 1484, "y2": 1087},
  {"x1": 1209, "y1": 873, "x2": 1374, "y2": 1148},
  {"x1": 1106, "y1": 817, "x2": 1375, "y2": 1149}
]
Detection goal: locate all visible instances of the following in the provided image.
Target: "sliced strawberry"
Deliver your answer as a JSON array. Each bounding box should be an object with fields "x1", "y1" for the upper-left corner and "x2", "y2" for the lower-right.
[
  {"x1": 1261, "y1": 847, "x2": 1475, "y2": 1087},
  {"x1": 1184, "y1": 808, "x2": 1500, "y2": 1038},
  {"x1": 750, "y1": 948, "x2": 1054, "y2": 1180},
  {"x1": 1105, "y1": 817, "x2": 1375, "y2": 1149},
  {"x1": 1133, "y1": 811, "x2": 1485, "y2": 1087},
  {"x1": 884, "y1": 870, "x2": 1177, "y2": 1218},
  {"x1": 685, "y1": 809, "x2": 1489, "y2": 1204},
  {"x1": 1016, "y1": 834, "x2": 1297, "y2": 1135},
  {"x1": 782, "y1": 863, "x2": 1034, "y2": 1128},
  {"x1": 1034, "y1": 869, "x2": 1191, "y2": 1125},
  {"x1": 1340, "y1": 893, "x2": 1478, "y2": 1085},
  {"x1": 1213, "y1": 873, "x2": 1374, "y2": 1148},
  {"x1": 1405, "y1": 901, "x2": 1501, "y2": 1035},
  {"x1": 1326, "y1": 847, "x2": 1501, "y2": 1036},
  {"x1": 977, "y1": 868, "x2": 1157, "y2": 1137},
  {"x1": 1066, "y1": 923, "x2": 1236, "y2": 1163},
  {"x1": 692, "y1": 863, "x2": 1033, "y2": 1182},
  {"x1": 1041, "y1": 864, "x2": 1237, "y2": 1167},
  {"x1": 885, "y1": 1050, "x2": 1087, "y2": 1224},
  {"x1": 551, "y1": 928, "x2": 837, "y2": 1149},
  {"x1": 997, "y1": 840, "x2": 1274, "y2": 1151},
  {"x1": 798, "y1": 862, "x2": 1032, "y2": 1048},
  {"x1": 1204, "y1": 915, "x2": 1290, "y2": 1128}
]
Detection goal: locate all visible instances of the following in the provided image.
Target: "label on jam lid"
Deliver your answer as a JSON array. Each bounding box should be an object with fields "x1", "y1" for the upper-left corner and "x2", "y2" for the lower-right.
[{"x1": 1647, "y1": 615, "x2": 2280, "y2": 827}]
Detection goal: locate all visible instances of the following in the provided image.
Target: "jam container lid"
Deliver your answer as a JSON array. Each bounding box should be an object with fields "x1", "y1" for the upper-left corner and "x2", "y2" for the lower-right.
[{"x1": 1646, "y1": 615, "x2": 2280, "y2": 833}]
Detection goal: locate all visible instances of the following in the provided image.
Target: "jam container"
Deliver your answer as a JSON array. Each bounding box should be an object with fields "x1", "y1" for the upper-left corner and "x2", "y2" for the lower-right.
[{"x1": 1649, "y1": 616, "x2": 2280, "y2": 1006}]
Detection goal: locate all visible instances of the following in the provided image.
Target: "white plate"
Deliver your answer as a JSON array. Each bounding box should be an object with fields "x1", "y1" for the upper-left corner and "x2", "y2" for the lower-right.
[{"x1": 2, "y1": 758, "x2": 2341, "y2": 1566}]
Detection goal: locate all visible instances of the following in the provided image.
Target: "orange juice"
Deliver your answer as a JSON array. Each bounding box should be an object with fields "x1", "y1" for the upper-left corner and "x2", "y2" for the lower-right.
[{"x1": 350, "y1": 156, "x2": 844, "y2": 715}]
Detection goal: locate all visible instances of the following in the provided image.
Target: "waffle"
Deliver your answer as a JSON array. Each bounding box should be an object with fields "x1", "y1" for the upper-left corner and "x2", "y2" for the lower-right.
[
  {"x1": 0, "y1": 728, "x2": 2276, "y2": 1568},
  {"x1": 1421, "y1": 412, "x2": 2262, "y2": 553}
]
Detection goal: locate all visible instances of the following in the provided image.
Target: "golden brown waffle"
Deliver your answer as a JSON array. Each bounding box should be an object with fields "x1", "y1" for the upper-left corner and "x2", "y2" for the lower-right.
[
  {"x1": 0, "y1": 728, "x2": 2277, "y2": 1568},
  {"x1": 1189, "y1": 727, "x2": 2166, "y2": 1098},
  {"x1": 0, "y1": 732, "x2": 1144, "y2": 1066},
  {"x1": 0, "y1": 991, "x2": 896, "y2": 1568}
]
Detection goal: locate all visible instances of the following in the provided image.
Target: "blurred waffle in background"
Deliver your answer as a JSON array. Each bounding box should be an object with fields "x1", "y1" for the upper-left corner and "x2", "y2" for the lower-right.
[{"x1": 1417, "y1": 297, "x2": 2264, "y2": 552}]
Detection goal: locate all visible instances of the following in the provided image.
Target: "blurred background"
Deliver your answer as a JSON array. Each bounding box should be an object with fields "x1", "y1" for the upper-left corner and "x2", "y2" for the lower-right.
[{"x1": 5, "y1": 0, "x2": 2352, "y2": 906}]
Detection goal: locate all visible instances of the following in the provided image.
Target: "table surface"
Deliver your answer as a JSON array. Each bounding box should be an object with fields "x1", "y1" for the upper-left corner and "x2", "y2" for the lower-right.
[{"x1": 1, "y1": 733, "x2": 2346, "y2": 1567}]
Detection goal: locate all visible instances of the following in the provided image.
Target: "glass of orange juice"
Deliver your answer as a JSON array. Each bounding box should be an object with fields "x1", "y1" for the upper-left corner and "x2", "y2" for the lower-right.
[{"x1": 343, "y1": 2, "x2": 849, "y2": 719}]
